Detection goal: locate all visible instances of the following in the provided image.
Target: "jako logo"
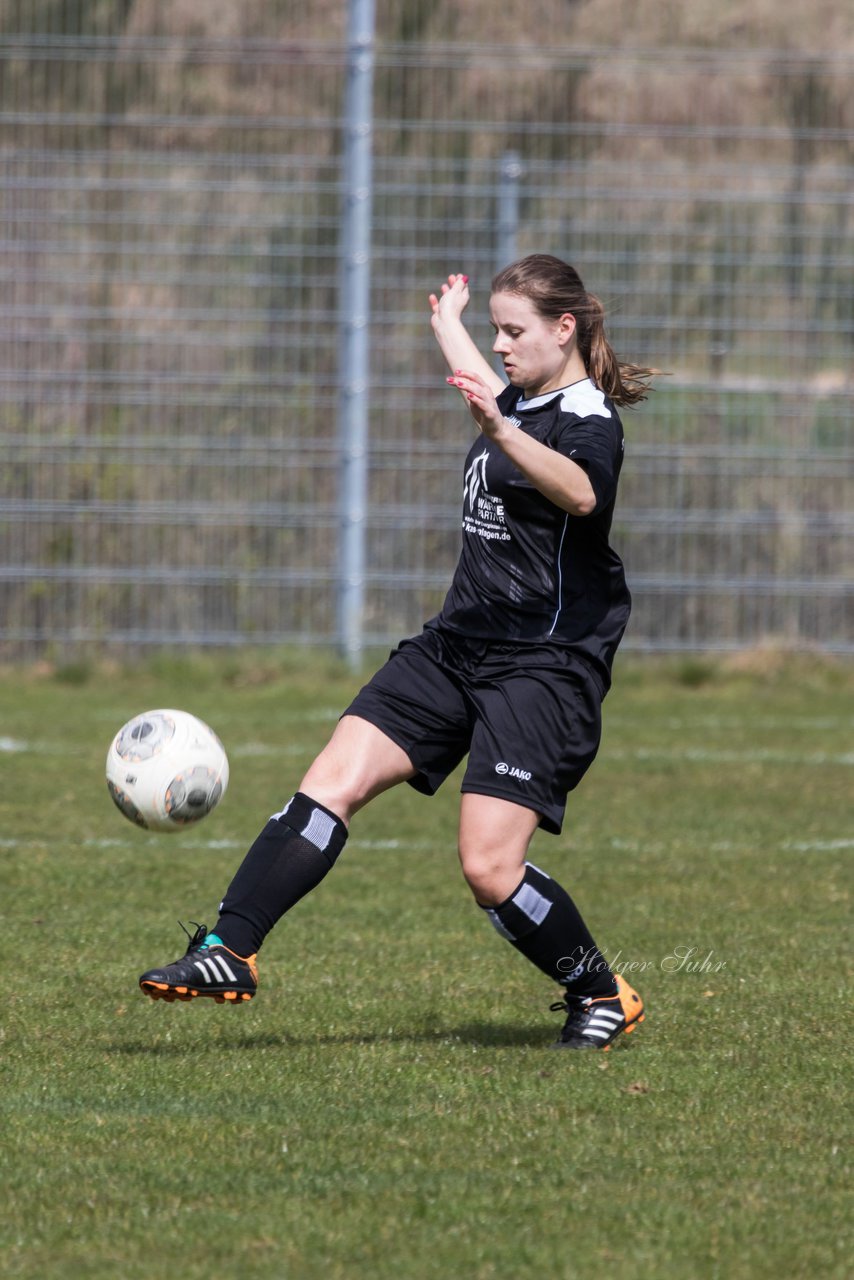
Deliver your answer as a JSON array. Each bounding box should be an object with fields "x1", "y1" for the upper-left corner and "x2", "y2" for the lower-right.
[{"x1": 495, "y1": 762, "x2": 532, "y2": 781}]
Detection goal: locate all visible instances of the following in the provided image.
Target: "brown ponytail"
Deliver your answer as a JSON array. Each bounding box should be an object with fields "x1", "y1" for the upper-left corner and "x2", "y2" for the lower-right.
[
  {"x1": 491, "y1": 255, "x2": 659, "y2": 407},
  {"x1": 580, "y1": 293, "x2": 657, "y2": 407}
]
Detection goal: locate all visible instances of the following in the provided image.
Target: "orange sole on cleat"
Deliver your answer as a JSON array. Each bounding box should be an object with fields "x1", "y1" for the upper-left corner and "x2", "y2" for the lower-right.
[
  {"x1": 141, "y1": 983, "x2": 197, "y2": 1001},
  {"x1": 141, "y1": 983, "x2": 253, "y2": 1003}
]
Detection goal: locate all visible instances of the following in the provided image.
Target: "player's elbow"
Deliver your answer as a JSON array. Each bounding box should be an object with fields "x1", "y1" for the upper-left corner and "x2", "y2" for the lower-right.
[
  {"x1": 570, "y1": 488, "x2": 597, "y2": 517},
  {"x1": 559, "y1": 461, "x2": 598, "y2": 516}
]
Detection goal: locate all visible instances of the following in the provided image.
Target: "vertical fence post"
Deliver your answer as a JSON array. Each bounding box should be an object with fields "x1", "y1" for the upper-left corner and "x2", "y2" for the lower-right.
[
  {"x1": 337, "y1": 0, "x2": 376, "y2": 668},
  {"x1": 496, "y1": 150, "x2": 522, "y2": 270},
  {"x1": 494, "y1": 150, "x2": 521, "y2": 376}
]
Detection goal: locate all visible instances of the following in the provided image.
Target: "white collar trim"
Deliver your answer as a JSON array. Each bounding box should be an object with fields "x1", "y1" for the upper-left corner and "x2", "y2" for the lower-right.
[{"x1": 516, "y1": 378, "x2": 611, "y2": 419}]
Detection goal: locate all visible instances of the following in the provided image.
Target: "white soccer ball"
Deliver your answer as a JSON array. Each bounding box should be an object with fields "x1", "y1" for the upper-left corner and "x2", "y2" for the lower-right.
[{"x1": 106, "y1": 708, "x2": 229, "y2": 833}]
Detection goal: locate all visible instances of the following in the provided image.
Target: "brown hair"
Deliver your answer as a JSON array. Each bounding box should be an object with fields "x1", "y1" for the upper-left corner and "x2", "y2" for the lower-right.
[{"x1": 491, "y1": 253, "x2": 657, "y2": 407}]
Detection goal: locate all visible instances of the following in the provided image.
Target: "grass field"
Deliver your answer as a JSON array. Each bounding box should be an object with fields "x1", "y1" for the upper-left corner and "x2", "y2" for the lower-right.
[{"x1": 1, "y1": 649, "x2": 851, "y2": 1280}]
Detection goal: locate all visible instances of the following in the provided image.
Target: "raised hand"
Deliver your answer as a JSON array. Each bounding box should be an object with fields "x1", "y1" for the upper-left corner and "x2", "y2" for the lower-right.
[
  {"x1": 429, "y1": 274, "x2": 507, "y2": 396},
  {"x1": 428, "y1": 273, "x2": 470, "y2": 331}
]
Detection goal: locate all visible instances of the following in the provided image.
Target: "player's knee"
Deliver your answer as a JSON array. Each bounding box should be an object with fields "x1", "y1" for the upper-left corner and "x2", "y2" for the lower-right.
[
  {"x1": 298, "y1": 764, "x2": 359, "y2": 824},
  {"x1": 298, "y1": 748, "x2": 364, "y2": 823},
  {"x1": 299, "y1": 717, "x2": 414, "y2": 822},
  {"x1": 458, "y1": 842, "x2": 524, "y2": 907}
]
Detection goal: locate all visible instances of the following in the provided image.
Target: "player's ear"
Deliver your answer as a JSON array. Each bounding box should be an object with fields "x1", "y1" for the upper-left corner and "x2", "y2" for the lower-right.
[{"x1": 557, "y1": 312, "x2": 577, "y2": 344}]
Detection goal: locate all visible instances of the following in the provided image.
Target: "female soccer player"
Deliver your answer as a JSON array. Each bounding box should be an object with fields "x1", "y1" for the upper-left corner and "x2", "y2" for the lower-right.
[{"x1": 140, "y1": 254, "x2": 656, "y2": 1050}]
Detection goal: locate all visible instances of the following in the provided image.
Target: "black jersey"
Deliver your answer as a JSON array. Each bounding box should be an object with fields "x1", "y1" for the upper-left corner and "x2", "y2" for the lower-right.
[{"x1": 431, "y1": 378, "x2": 631, "y2": 685}]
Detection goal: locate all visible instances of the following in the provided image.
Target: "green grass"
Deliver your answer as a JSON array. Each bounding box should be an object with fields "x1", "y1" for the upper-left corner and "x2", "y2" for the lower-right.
[{"x1": 1, "y1": 650, "x2": 851, "y2": 1280}]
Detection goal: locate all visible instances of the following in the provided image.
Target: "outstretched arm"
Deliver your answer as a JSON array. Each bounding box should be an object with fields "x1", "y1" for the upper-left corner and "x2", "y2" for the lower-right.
[
  {"x1": 447, "y1": 369, "x2": 597, "y2": 517},
  {"x1": 429, "y1": 274, "x2": 506, "y2": 396}
]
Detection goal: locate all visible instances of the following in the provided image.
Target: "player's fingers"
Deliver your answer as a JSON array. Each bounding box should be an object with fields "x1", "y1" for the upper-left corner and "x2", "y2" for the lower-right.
[{"x1": 446, "y1": 374, "x2": 480, "y2": 394}]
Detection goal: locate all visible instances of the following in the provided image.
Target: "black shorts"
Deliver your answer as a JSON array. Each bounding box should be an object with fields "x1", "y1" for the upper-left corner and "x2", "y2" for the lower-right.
[{"x1": 343, "y1": 626, "x2": 605, "y2": 834}]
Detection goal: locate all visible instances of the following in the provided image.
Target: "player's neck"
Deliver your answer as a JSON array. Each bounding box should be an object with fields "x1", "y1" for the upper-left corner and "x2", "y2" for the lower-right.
[{"x1": 524, "y1": 351, "x2": 588, "y2": 399}]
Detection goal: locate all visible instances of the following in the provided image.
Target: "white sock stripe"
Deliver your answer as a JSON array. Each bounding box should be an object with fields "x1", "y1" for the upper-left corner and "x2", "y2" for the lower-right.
[
  {"x1": 269, "y1": 797, "x2": 340, "y2": 851},
  {"x1": 302, "y1": 807, "x2": 336, "y2": 851},
  {"x1": 486, "y1": 908, "x2": 516, "y2": 942},
  {"x1": 512, "y1": 882, "x2": 553, "y2": 927},
  {"x1": 524, "y1": 860, "x2": 551, "y2": 880}
]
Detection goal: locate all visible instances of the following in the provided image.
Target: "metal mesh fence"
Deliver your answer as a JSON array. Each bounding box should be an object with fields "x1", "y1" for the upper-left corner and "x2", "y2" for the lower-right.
[{"x1": 1, "y1": 3, "x2": 852, "y2": 657}]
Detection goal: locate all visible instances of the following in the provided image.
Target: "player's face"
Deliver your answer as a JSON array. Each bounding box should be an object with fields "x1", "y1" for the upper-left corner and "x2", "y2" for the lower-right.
[{"x1": 489, "y1": 291, "x2": 575, "y2": 396}]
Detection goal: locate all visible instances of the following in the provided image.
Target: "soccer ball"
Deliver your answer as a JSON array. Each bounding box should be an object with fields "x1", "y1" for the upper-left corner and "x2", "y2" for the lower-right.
[{"x1": 106, "y1": 708, "x2": 229, "y2": 832}]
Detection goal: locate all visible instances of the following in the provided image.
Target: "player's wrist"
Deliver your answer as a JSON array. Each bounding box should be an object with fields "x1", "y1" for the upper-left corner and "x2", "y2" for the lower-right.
[
  {"x1": 484, "y1": 415, "x2": 516, "y2": 444},
  {"x1": 433, "y1": 310, "x2": 467, "y2": 334}
]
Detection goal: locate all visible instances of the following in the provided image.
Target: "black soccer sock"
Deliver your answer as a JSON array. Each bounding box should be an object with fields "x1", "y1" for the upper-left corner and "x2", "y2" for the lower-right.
[
  {"x1": 482, "y1": 862, "x2": 618, "y2": 997},
  {"x1": 213, "y1": 792, "x2": 348, "y2": 957}
]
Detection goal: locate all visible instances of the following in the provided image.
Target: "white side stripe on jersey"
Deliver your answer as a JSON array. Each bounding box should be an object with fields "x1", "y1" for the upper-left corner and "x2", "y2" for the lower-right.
[{"x1": 548, "y1": 514, "x2": 569, "y2": 637}]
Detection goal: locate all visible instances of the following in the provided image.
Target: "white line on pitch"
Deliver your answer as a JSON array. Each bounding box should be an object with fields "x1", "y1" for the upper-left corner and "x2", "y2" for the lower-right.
[{"x1": 606, "y1": 747, "x2": 854, "y2": 766}]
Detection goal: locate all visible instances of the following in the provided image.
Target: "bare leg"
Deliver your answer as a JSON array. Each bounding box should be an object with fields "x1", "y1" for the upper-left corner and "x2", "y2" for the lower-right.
[
  {"x1": 457, "y1": 793, "x2": 540, "y2": 904},
  {"x1": 299, "y1": 714, "x2": 417, "y2": 823},
  {"x1": 459, "y1": 793, "x2": 617, "y2": 997},
  {"x1": 211, "y1": 717, "x2": 416, "y2": 957}
]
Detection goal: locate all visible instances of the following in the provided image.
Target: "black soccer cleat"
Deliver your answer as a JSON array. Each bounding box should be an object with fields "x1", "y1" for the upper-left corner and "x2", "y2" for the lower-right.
[
  {"x1": 139, "y1": 921, "x2": 258, "y2": 1004},
  {"x1": 549, "y1": 973, "x2": 645, "y2": 1050}
]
